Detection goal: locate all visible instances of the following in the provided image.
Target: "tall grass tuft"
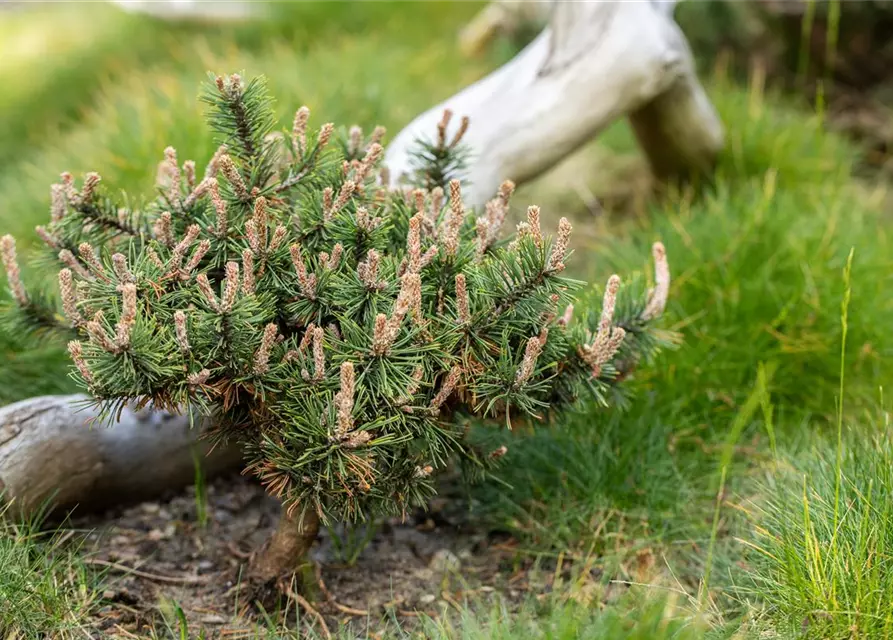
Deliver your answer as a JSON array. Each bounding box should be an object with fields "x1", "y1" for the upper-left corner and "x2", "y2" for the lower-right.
[{"x1": 743, "y1": 415, "x2": 893, "y2": 638}]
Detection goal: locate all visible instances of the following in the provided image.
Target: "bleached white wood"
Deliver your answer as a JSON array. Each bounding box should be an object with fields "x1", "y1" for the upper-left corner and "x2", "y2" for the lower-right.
[
  {"x1": 111, "y1": 0, "x2": 255, "y2": 21},
  {"x1": 0, "y1": 395, "x2": 242, "y2": 518},
  {"x1": 385, "y1": 1, "x2": 723, "y2": 208}
]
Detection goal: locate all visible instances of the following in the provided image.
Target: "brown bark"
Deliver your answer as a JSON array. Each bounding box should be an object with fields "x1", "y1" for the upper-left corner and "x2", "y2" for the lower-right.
[{"x1": 249, "y1": 505, "x2": 320, "y2": 589}]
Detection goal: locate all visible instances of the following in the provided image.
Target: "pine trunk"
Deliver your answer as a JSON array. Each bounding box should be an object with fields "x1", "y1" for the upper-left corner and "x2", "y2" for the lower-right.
[{"x1": 248, "y1": 505, "x2": 320, "y2": 590}]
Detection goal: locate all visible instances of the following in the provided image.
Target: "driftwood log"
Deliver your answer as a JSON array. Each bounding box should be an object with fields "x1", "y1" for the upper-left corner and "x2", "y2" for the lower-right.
[
  {"x1": 385, "y1": 0, "x2": 724, "y2": 207},
  {"x1": 0, "y1": 395, "x2": 242, "y2": 518}
]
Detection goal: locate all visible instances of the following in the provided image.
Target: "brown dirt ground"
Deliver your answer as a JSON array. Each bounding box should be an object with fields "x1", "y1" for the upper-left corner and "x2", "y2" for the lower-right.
[{"x1": 68, "y1": 474, "x2": 566, "y2": 639}]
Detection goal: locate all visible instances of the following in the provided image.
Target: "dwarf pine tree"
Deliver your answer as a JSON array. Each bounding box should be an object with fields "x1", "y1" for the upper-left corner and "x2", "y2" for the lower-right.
[{"x1": 1, "y1": 73, "x2": 672, "y2": 588}]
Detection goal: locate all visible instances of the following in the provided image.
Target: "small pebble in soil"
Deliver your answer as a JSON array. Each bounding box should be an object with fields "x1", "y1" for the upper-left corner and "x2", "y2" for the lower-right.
[
  {"x1": 416, "y1": 518, "x2": 436, "y2": 532},
  {"x1": 419, "y1": 594, "x2": 436, "y2": 605},
  {"x1": 414, "y1": 568, "x2": 434, "y2": 581},
  {"x1": 428, "y1": 549, "x2": 460, "y2": 573}
]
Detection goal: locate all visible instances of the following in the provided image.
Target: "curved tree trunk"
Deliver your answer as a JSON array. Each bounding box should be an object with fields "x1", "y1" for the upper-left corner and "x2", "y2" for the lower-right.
[
  {"x1": 248, "y1": 505, "x2": 321, "y2": 596},
  {"x1": 0, "y1": 394, "x2": 243, "y2": 519}
]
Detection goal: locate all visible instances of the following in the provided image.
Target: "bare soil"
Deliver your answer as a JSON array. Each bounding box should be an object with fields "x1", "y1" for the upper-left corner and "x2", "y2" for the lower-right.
[{"x1": 70, "y1": 475, "x2": 552, "y2": 638}]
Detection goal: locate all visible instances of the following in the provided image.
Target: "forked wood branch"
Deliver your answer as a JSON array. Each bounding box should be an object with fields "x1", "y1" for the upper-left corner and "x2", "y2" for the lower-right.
[{"x1": 385, "y1": 1, "x2": 723, "y2": 207}]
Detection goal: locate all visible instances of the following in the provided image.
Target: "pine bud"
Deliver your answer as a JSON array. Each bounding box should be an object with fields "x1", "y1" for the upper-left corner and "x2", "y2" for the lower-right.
[
  {"x1": 598, "y1": 275, "x2": 620, "y2": 337},
  {"x1": 317, "y1": 123, "x2": 334, "y2": 151},
  {"x1": 578, "y1": 275, "x2": 625, "y2": 378},
  {"x1": 383, "y1": 273, "x2": 420, "y2": 347},
  {"x1": 268, "y1": 225, "x2": 288, "y2": 252},
  {"x1": 430, "y1": 365, "x2": 461, "y2": 415},
  {"x1": 358, "y1": 249, "x2": 383, "y2": 290},
  {"x1": 419, "y1": 245, "x2": 438, "y2": 270},
  {"x1": 514, "y1": 335, "x2": 543, "y2": 388},
  {"x1": 183, "y1": 240, "x2": 210, "y2": 278},
  {"x1": 489, "y1": 446, "x2": 508, "y2": 460},
  {"x1": 311, "y1": 326, "x2": 325, "y2": 381},
  {"x1": 183, "y1": 160, "x2": 196, "y2": 191},
  {"x1": 114, "y1": 283, "x2": 137, "y2": 350},
  {"x1": 371, "y1": 313, "x2": 389, "y2": 355},
  {"x1": 397, "y1": 365, "x2": 424, "y2": 407},
  {"x1": 328, "y1": 243, "x2": 343, "y2": 270},
  {"x1": 78, "y1": 243, "x2": 109, "y2": 282},
  {"x1": 187, "y1": 369, "x2": 210, "y2": 386},
  {"x1": 356, "y1": 207, "x2": 382, "y2": 232},
  {"x1": 218, "y1": 154, "x2": 248, "y2": 200},
  {"x1": 436, "y1": 109, "x2": 452, "y2": 149},
  {"x1": 163, "y1": 147, "x2": 181, "y2": 201},
  {"x1": 441, "y1": 180, "x2": 464, "y2": 257},
  {"x1": 475, "y1": 216, "x2": 490, "y2": 257},
  {"x1": 0, "y1": 235, "x2": 27, "y2": 305},
  {"x1": 221, "y1": 261, "x2": 240, "y2": 312},
  {"x1": 455, "y1": 273, "x2": 470, "y2": 323},
  {"x1": 204, "y1": 145, "x2": 228, "y2": 180},
  {"x1": 241, "y1": 248, "x2": 255, "y2": 295},
  {"x1": 430, "y1": 186, "x2": 444, "y2": 219},
  {"x1": 449, "y1": 115, "x2": 470, "y2": 149},
  {"x1": 527, "y1": 206, "x2": 542, "y2": 248},
  {"x1": 298, "y1": 322, "x2": 317, "y2": 354},
  {"x1": 60, "y1": 172, "x2": 77, "y2": 201},
  {"x1": 326, "y1": 180, "x2": 355, "y2": 221},
  {"x1": 50, "y1": 183, "x2": 67, "y2": 223},
  {"x1": 289, "y1": 243, "x2": 316, "y2": 299},
  {"x1": 348, "y1": 125, "x2": 363, "y2": 156},
  {"x1": 253, "y1": 323, "x2": 278, "y2": 375},
  {"x1": 344, "y1": 431, "x2": 372, "y2": 448},
  {"x1": 111, "y1": 253, "x2": 134, "y2": 283},
  {"x1": 58, "y1": 249, "x2": 91, "y2": 280},
  {"x1": 359, "y1": 143, "x2": 383, "y2": 181},
  {"x1": 370, "y1": 125, "x2": 386, "y2": 146},
  {"x1": 174, "y1": 310, "x2": 190, "y2": 353},
  {"x1": 558, "y1": 304, "x2": 574, "y2": 327},
  {"x1": 642, "y1": 242, "x2": 670, "y2": 321},
  {"x1": 407, "y1": 213, "x2": 423, "y2": 273},
  {"x1": 180, "y1": 176, "x2": 206, "y2": 210},
  {"x1": 196, "y1": 273, "x2": 221, "y2": 312},
  {"x1": 58, "y1": 269, "x2": 83, "y2": 326},
  {"x1": 67, "y1": 340, "x2": 94, "y2": 384},
  {"x1": 153, "y1": 211, "x2": 173, "y2": 247},
  {"x1": 548, "y1": 217, "x2": 572, "y2": 272},
  {"x1": 146, "y1": 247, "x2": 165, "y2": 270},
  {"x1": 292, "y1": 106, "x2": 310, "y2": 159},
  {"x1": 169, "y1": 224, "x2": 200, "y2": 273},
  {"x1": 334, "y1": 361, "x2": 356, "y2": 438},
  {"x1": 251, "y1": 196, "x2": 268, "y2": 254},
  {"x1": 79, "y1": 172, "x2": 102, "y2": 204},
  {"x1": 85, "y1": 311, "x2": 117, "y2": 353}
]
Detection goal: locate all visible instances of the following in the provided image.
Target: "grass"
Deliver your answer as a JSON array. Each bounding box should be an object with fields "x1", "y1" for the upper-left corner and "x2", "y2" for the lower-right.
[
  {"x1": 2, "y1": 2, "x2": 893, "y2": 638},
  {"x1": 0, "y1": 511, "x2": 97, "y2": 638},
  {"x1": 743, "y1": 415, "x2": 893, "y2": 638}
]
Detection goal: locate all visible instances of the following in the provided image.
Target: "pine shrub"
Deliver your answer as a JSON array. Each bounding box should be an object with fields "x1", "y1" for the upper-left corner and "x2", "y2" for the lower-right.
[{"x1": 1, "y1": 72, "x2": 672, "y2": 586}]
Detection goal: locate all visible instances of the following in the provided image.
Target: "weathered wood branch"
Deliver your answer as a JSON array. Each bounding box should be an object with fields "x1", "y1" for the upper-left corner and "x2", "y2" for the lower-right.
[
  {"x1": 0, "y1": 395, "x2": 243, "y2": 518},
  {"x1": 385, "y1": 1, "x2": 724, "y2": 207}
]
